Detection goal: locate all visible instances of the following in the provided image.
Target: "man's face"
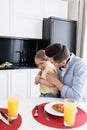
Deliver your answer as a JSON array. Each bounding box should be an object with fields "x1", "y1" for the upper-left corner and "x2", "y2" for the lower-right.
[{"x1": 47, "y1": 57, "x2": 67, "y2": 68}]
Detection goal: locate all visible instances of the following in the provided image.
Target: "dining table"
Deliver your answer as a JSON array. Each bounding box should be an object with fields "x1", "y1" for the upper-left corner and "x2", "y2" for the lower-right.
[{"x1": 0, "y1": 97, "x2": 87, "y2": 130}]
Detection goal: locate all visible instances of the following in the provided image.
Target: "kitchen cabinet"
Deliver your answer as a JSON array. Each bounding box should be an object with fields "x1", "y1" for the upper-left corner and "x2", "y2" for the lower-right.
[
  {"x1": 0, "y1": 0, "x2": 10, "y2": 36},
  {"x1": 0, "y1": 0, "x2": 68, "y2": 38},
  {"x1": 0, "y1": 0, "x2": 43, "y2": 38},
  {"x1": 12, "y1": 18, "x2": 42, "y2": 39},
  {"x1": 11, "y1": 0, "x2": 68, "y2": 38},
  {"x1": 0, "y1": 70, "x2": 10, "y2": 99},
  {"x1": 43, "y1": 17, "x2": 77, "y2": 54},
  {"x1": 30, "y1": 68, "x2": 40, "y2": 98},
  {"x1": 0, "y1": 68, "x2": 39, "y2": 99},
  {"x1": 10, "y1": 68, "x2": 40, "y2": 98},
  {"x1": 11, "y1": 0, "x2": 43, "y2": 38},
  {"x1": 10, "y1": 69, "x2": 31, "y2": 99}
]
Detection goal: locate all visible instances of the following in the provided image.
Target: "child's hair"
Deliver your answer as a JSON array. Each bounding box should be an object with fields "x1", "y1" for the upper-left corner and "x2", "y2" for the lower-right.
[{"x1": 35, "y1": 50, "x2": 47, "y2": 61}]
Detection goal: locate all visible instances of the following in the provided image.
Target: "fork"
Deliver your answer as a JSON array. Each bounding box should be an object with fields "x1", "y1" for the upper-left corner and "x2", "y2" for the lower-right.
[{"x1": 34, "y1": 105, "x2": 38, "y2": 117}]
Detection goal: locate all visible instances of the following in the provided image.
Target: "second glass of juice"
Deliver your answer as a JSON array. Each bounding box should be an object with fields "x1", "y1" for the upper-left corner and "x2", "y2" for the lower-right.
[{"x1": 64, "y1": 98, "x2": 76, "y2": 126}]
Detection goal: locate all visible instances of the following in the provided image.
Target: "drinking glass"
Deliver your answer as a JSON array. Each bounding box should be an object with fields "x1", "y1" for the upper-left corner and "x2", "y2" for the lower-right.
[
  {"x1": 8, "y1": 96, "x2": 19, "y2": 120},
  {"x1": 64, "y1": 98, "x2": 76, "y2": 126}
]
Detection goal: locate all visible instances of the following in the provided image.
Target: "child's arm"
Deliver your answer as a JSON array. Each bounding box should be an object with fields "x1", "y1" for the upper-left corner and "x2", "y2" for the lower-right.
[
  {"x1": 35, "y1": 71, "x2": 42, "y2": 84},
  {"x1": 35, "y1": 75, "x2": 40, "y2": 84}
]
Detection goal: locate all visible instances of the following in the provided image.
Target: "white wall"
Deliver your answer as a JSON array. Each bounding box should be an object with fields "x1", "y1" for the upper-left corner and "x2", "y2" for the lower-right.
[{"x1": 68, "y1": 0, "x2": 79, "y2": 21}]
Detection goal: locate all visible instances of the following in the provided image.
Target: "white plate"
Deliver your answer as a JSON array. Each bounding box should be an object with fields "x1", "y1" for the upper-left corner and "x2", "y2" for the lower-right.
[{"x1": 44, "y1": 102, "x2": 64, "y2": 117}]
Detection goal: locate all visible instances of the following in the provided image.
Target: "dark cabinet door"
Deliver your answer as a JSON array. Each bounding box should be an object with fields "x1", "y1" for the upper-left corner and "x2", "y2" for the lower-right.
[{"x1": 43, "y1": 17, "x2": 77, "y2": 54}]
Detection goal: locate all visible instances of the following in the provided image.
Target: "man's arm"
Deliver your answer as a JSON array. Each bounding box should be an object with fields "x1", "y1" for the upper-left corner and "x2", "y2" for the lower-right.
[
  {"x1": 39, "y1": 77, "x2": 55, "y2": 87},
  {"x1": 46, "y1": 72, "x2": 64, "y2": 90}
]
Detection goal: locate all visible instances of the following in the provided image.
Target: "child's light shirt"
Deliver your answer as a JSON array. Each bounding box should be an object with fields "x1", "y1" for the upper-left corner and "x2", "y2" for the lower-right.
[{"x1": 40, "y1": 61, "x2": 58, "y2": 94}]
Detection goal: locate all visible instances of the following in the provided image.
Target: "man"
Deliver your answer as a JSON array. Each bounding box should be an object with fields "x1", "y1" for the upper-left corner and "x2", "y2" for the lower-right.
[{"x1": 45, "y1": 43, "x2": 87, "y2": 102}]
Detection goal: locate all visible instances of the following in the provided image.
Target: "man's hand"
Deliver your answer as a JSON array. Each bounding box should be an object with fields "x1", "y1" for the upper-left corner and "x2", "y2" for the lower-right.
[
  {"x1": 46, "y1": 72, "x2": 64, "y2": 91},
  {"x1": 46, "y1": 72, "x2": 57, "y2": 84}
]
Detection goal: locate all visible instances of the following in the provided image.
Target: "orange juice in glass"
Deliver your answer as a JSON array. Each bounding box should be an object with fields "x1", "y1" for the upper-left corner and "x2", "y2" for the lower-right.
[
  {"x1": 8, "y1": 97, "x2": 19, "y2": 120},
  {"x1": 64, "y1": 98, "x2": 76, "y2": 126}
]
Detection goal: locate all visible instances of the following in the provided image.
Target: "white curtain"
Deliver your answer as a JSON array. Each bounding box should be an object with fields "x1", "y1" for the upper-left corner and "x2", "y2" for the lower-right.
[{"x1": 76, "y1": 0, "x2": 87, "y2": 59}]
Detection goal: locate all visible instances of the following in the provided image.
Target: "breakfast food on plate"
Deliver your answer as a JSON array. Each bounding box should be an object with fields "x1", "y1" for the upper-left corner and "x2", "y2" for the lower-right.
[{"x1": 52, "y1": 103, "x2": 64, "y2": 113}]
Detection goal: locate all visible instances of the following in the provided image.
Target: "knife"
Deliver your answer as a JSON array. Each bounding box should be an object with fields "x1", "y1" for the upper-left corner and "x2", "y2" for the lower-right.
[
  {"x1": 42, "y1": 106, "x2": 50, "y2": 121},
  {"x1": 0, "y1": 110, "x2": 11, "y2": 125}
]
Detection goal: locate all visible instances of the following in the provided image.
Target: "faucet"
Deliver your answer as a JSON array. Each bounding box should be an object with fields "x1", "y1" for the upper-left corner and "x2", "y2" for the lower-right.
[{"x1": 16, "y1": 51, "x2": 25, "y2": 65}]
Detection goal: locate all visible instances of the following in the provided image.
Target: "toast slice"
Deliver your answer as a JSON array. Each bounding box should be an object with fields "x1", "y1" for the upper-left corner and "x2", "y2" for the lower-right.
[{"x1": 52, "y1": 103, "x2": 64, "y2": 113}]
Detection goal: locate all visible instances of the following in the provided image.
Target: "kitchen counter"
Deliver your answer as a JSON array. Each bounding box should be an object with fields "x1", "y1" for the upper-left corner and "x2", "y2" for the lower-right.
[{"x1": 0, "y1": 65, "x2": 37, "y2": 70}]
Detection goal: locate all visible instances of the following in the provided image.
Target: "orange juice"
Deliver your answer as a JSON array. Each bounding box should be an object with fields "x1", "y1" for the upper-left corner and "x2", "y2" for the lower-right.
[
  {"x1": 8, "y1": 97, "x2": 19, "y2": 119},
  {"x1": 64, "y1": 102, "x2": 76, "y2": 126}
]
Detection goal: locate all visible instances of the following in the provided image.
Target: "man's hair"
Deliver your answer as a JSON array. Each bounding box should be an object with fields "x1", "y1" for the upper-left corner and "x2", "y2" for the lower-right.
[
  {"x1": 45, "y1": 43, "x2": 70, "y2": 62},
  {"x1": 35, "y1": 50, "x2": 47, "y2": 61}
]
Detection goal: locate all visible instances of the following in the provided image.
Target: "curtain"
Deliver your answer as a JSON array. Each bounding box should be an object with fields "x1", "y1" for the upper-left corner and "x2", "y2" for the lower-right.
[{"x1": 76, "y1": 0, "x2": 87, "y2": 59}]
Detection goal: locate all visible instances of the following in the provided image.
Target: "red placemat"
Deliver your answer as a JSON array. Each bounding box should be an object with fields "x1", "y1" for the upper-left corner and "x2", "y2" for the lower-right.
[
  {"x1": 0, "y1": 108, "x2": 22, "y2": 130},
  {"x1": 32, "y1": 103, "x2": 87, "y2": 129}
]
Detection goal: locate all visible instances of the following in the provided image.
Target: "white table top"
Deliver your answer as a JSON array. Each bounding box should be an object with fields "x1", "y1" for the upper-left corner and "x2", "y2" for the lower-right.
[{"x1": 1, "y1": 97, "x2": 87, "y2": 130}]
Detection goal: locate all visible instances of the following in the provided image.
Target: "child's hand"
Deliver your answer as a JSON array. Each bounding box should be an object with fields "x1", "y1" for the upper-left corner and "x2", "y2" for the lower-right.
[
  {"x1": 38, "y1": 71, "x2": 42, "y2": 75},
  {"x1": 35, "y1": 75, "x2": 40, "y2": 84}
]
